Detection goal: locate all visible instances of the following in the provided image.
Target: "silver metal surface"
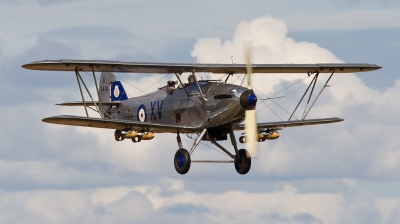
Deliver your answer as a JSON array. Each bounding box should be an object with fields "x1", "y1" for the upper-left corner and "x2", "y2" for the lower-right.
[
  {"x1": 91, "y1": 66, "x2": 104, "y2": 119},
  {"x1": 189, "y1": 128, "x2": 208, "y2": 155},
  {"x1": 176, "y1": 132, "x2": 183, "y2": 149},
  {"x1": 42, "y1": 115, "x2": 202, "y2": 133},
  {"x1": 302, "y1": 71, "x2": 335, "y2": 120},
  {"x1": 174, "y1": 73, "x2": 190, "y2": 97},
  {"x1": 234, "y1": 117, "x2": 344, "y2": 130},
  {"x1": 75, "y1": 68, "x2": 89, "y2": 117},
  {"x1": 22, "y1": 60, "x2": 382, "y2": 74},
  {"x1": 289, "y1": 74, "x2": 318, "y2": 121},
  {"x1": 192, "y1": 70, "x2": 207, "y2": 103},
  {"x1": 229, "y1": 130, "x2": 239, "y2": 157},
  {"x1": 211, "y1": 140, "x2": 237, "y2": 160},
  {"x1": 192, "y1": 160, "x2": 235, "y2": 163},
  {"x1": 76, "y1": 70, "x2": 102, "y2": 118},
  {"x1": 57, "y1": 101, "x2": 121, "y2": 106}
]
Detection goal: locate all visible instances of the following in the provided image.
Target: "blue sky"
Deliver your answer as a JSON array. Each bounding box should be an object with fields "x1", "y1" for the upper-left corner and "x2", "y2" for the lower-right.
[{"x1": 0, "y1": 0, "x2": 400, "y2": 223}]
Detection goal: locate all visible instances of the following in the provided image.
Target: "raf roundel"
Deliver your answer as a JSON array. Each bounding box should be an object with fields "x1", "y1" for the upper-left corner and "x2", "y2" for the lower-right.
[
  {"x1": 137, "y1": 104, "x2": 147, "y2": 122},
  {"x1": 114, "y1": 85, "x2": 120, "y2": 98}
]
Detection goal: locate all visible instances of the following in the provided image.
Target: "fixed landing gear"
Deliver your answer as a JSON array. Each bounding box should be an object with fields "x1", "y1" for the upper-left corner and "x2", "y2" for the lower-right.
[
  {"x1": 174, "y1": 148, "x2": 191, "y2": 174},
  {"x1": 114, "y1": 130, "x2": 124, "y2": 141},
  {"x1": 234, "y1": 149, "x2": 251, "y2": 174},
  {"x1": 173, "y1": 129, "x2": 252, "y2": 175}
]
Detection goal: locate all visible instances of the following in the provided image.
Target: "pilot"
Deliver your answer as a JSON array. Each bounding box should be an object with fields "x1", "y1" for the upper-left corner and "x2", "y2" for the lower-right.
[{"x1": 188, "y1": 75, "x2": 195, "y2": 83}]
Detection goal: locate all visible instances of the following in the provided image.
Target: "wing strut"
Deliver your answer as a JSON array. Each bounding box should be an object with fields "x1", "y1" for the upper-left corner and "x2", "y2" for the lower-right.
[
  {"x1": 174, "y1": 72, "x2": 190, "y2": 97},
  {"x1": 302, "y1": 70, "x2": 335, "y2": 120},
  {"x1": 74, "y1": 68, "x2": 106, "y2": 119},
  {"x1": 91, "y1": 66, "x2": 104, "y2": 118},
  {"x1": 75, "y1": 68, "x2": 89, "y2": 117},
  {"x1": 288, "y1": 72, "x2": 319, "y2": 121},
  {"x1": 288, "y1": 70, "x2": 335, "y2": 121},
  {"x1": 192, "y1": 69, "x2": 207, "y2": 103}
]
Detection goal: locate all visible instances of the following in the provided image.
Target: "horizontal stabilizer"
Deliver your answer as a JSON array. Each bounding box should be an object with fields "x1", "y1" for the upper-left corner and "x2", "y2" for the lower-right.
[
  {"x1": 56, "y1": 101, "x2": 121, "y2": 106},
  {"x1": 234, "y1": 117, "x2": 344, "y2": 130}
]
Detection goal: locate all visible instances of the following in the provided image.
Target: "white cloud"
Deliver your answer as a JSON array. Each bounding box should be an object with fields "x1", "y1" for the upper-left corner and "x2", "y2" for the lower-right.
[
  {"x1": 2, "y1": 12, "x2": 400, "y2": 223},
  {"x1": 191, "y1": 15, "x2": 400, "y2": 181},
  {"x1": 1, "y1": 181, "x2": 400, "y2": 223}
]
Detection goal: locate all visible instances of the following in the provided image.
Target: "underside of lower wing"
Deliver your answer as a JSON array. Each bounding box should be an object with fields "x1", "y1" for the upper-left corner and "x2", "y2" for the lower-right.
[
  {"x1": 42, "y1": 115, "x2": 200, "y2": 133},
  {"x1": 234, "y1": 117, "x2": 344, "y2": 131}
]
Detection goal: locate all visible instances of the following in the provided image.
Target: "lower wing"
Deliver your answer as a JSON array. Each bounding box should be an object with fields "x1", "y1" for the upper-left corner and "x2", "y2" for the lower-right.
[
  {"x1": 234, "y1": 117, "x2": 344, "y2": 130},
  {"x1": 43, "y1": 115, "x2": 343, "y2": 133},
  {"x1": 42, "y1": 115, "x2": 199, "y2": 133}
]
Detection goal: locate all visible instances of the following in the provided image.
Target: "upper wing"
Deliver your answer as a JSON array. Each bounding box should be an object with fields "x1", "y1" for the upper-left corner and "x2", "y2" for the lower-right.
[
  {"x1": 42, "y1": 115, "x2": 200, "y2": 133},
  {"x1": 234, "y1": 117, "x2": 344, "y2": 131},
  {"x1": 22, "y1": 60, "x2": 381, "y2": 74}
]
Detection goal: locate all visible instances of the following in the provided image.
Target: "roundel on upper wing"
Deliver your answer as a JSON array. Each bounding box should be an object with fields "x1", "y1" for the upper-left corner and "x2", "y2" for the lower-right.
[
  {"x1": 137, "y1": 104, "x2": 147, "y2": 122},
  {"x1": 114, "y1": 85, "x2": 120, "y2": 98}
]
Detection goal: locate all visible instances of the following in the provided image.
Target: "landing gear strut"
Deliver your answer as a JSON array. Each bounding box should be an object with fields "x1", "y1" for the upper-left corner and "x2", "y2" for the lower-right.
[{"x1": 174, "y1": 132, "x2": 191, "y2": 174}]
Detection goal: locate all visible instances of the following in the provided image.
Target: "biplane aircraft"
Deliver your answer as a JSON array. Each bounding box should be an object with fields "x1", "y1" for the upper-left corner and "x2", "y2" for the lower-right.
[{"x1": 22, "y1": 48, "x2": 381, "y2": 175}]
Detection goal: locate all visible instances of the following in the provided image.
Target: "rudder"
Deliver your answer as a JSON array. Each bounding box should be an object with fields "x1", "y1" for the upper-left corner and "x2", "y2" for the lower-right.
[
  {"x1": 110, "y1": 81, "x2": 128, "y2": 101},
  {"x1": 99, "y1": 72, "x2": 117, "y2": 102}
]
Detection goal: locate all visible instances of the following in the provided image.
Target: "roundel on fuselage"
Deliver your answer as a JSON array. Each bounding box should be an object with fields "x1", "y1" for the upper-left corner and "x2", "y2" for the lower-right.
[{"x1": 137, "y1": 104, "x2": 147, "y2": 122}]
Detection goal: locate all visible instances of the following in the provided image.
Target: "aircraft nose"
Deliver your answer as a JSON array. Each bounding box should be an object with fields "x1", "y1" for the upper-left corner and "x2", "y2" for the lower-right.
[{"x1": 240, "y1": 89, "x2": 257, "y2": 110}]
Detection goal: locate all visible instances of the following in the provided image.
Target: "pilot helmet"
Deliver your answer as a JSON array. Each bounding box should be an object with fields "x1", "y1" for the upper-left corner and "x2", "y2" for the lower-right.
[{"x1": 188, "y1": 75, "x2": 194, "y2": 83}]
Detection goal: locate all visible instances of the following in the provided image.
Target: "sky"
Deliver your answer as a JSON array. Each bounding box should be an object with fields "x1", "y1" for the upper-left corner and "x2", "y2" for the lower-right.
[{"x1": 0, "y1": 0, "x2": 400, "y2": 223}]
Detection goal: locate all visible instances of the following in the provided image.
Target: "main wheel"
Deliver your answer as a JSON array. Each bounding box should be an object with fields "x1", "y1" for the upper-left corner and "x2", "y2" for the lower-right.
[
  {"x1": 131, "y1": 136, "x2": 142, "y2": 143},
  {"x1": 235, "y1": 149, "x2": 251, "y2": 175},
  {"x1": 114, "y1": 130, "x2": 124, "y2": 141},
  {"x1": 174, "y1": 148, "x2": 191, "y2": 175}
]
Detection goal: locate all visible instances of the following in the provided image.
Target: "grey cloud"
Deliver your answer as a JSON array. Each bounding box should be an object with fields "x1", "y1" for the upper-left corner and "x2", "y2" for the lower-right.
[
  {"x1": 263, "y1": 212, "x2": 323, "y2": 224},
  {"x1": 335, "y1": 0, "x2": 400, "y2": 5},
  {"x1": 0, "y1": 0, "x2": 79, "y2": 6},
  {"x1": 114, "y1": 53, "x2": 160, "y2": 63},
  {"x1": 1, "y1": 37, "x2": 79, "y2": 91},
  {"x1": 161, "y1": 38, "x2": 197, "y2": 63},
  {"x1": 164, "y1": 203, "x2": 210, "y2": 214},
  {"x1": 42, "y1": 25, "x2": 135, "y2": 41}
]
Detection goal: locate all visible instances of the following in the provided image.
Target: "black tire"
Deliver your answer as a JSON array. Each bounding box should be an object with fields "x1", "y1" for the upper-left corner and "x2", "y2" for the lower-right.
[
  {"x1": 114, "y1": 130, "x2": 122, "y2": 141},
  {"x1": 235, "y1": 149, "x2": 251, "y2": 175},
  {"x1": 174, "y1": 148, "x2": 191, "y2": 175},
  {"x1": 131, "y1": 136, "x2": 141, "y2": 143}
]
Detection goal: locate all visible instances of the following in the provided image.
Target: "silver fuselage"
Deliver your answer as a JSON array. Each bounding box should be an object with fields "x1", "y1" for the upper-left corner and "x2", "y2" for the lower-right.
[{"x1": 111, "y1": 81, "x2": 247, "y2": 133}]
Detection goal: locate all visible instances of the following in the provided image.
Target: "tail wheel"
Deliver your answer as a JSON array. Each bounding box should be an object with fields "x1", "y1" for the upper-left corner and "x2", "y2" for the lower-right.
[
  {"x1": 235, "y1": 149, "x2": 251, "y2": 175},
  {"x1": 174, "y1": 148, "x2": 191, "y2": 175}
]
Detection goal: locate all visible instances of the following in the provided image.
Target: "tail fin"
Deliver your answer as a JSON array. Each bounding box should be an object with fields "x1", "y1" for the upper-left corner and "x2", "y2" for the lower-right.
[
  {"x1": 100, "y1": 72, "x2": 117, "y2": 102},
  {"x1": 110, "y1": 81, "x2": 128, "y2": 101}
]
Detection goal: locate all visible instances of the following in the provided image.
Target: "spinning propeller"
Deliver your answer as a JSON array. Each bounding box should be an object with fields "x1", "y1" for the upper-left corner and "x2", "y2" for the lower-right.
[{"x1": 243, "y1": 42, "x2": 259, "y2": 158}]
